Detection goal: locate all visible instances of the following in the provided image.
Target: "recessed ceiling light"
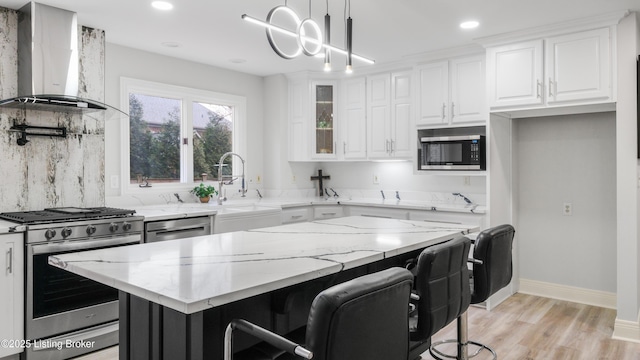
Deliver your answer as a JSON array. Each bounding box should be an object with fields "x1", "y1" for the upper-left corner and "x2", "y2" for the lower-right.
[
  {"x1": 460, "y1": 20, "x2": 479, "y2": 29},
  {"x1": 152, "y1": 1, "x2": 173, "y2": 10}
]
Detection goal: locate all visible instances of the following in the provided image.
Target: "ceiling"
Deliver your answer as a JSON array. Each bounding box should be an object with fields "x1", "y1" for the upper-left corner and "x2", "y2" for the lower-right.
[{"x1": 0, "y1": 0, "x2": 638, "y2": 77}]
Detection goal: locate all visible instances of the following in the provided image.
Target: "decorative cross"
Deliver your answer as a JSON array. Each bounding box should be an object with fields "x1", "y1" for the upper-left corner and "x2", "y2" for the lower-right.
[{"x1": 310, "y1": 169, "x2": 330, "y2": 197}]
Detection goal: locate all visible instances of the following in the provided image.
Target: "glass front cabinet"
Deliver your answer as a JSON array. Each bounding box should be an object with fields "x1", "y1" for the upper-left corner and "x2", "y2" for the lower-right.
[
  {"x1": 312, "y1": 81, "x2": 337, "y2": 159},
  {"x1": 289, "y1": 75, "x2": 365, "y2": 162}
]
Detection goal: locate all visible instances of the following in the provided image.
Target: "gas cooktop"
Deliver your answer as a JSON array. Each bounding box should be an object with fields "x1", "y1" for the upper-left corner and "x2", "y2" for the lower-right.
[{"x1": 0, "y1": 207, "x2": 137, "y2": 224}]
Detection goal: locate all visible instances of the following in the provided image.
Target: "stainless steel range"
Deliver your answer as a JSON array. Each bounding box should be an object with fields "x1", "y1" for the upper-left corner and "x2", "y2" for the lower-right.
[{"x1": 0, "y1": 207, "x2": 143, "y2": 360}]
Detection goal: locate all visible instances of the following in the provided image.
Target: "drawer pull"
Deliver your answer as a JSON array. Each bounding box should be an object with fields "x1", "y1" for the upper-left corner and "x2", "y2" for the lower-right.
[{"x1": 7, "y1": 247, "x2": 12, "y2": 274}]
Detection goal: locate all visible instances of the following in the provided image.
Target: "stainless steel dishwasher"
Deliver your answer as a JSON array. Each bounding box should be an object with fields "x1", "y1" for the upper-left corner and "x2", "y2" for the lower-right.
[{"x1": 145, "y1": 216, "x2": 212, "y2": 242}]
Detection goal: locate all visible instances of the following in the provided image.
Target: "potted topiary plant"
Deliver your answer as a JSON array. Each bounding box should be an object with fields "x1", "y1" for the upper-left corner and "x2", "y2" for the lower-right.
[{"x1": 190, "y1": 183, "x2": 218, "y2": 203}]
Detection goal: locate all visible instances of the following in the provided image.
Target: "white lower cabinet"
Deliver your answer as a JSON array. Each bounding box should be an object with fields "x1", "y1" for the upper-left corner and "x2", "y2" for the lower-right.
[
  {"x1": 213, "y1": 210, "x2": 282, "y2": 234},
  {"x1": 409, "y1": 211, "x2": 485, "y2": 228},
  {"x1": 313, "y1": 206, "x2": 344, "y2": 220},
  {"x1": 281, "y1": 207, "x2": 313, "y2": 224},
  {"x1": 345, "y1": 206, "x2": 409, "y2": 220},
  {"x1": 0, "y1": 233, "x2": 24, "y2": 358}
]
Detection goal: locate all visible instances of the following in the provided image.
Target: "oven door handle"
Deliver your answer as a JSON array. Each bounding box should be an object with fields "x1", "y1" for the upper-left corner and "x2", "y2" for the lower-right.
[{"x1": 31, "y1": 235, "x2": 141, "y2": 255}]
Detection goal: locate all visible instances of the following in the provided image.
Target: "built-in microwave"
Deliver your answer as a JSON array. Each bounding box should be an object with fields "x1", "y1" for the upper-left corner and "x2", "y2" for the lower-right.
[{"x1": 419, "y1": 134, "x2": 486, "y2": 170}]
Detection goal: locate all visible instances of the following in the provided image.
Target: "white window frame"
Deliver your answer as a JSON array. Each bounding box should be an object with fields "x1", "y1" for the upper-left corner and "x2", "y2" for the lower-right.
[{"x1": 120, "y1": 77, "x2": 247, "y2": 194}]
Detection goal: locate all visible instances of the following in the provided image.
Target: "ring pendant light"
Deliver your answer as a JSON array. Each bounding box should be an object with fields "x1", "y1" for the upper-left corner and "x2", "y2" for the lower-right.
[{"x1": 241, "y1": 0, "x2": 374, "y2": 72}]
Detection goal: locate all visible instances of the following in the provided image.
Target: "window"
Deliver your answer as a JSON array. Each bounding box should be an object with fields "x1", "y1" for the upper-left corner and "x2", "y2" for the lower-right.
[{"x1": 121, "y1": 78, "x2": 246, "y2": 190}]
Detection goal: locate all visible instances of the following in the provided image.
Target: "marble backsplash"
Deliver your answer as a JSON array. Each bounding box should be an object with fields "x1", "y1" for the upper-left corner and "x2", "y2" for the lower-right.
[{"x1": 0, "y1": 8, "x2": 107, "y2": 212}]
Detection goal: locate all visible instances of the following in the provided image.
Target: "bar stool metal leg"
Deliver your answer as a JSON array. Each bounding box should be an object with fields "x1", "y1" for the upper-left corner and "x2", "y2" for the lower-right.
[{"x1": 429, "y1": 311, "x2": 496, "y2": 360}]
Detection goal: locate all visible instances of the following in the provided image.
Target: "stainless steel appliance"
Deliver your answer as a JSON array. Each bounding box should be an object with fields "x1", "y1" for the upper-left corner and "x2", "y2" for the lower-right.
[
  {"x1": 418, "y1": 134, "x2": 486, "y2": 170},
  {"x1": 0, "y1": 2, "x2": 110, "y2": 112},
  {"x1": 0, "y1": 207, "x2": 143, "y2": 360},
  {"x1": 145, "y1": 216, "x2": 211, "y2": 242}
]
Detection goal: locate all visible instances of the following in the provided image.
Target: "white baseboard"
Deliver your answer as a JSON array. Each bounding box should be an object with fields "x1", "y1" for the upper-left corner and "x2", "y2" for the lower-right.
[
  {"x1": 518, "y1": 278, "x2": 616, "y2": 309},
  {"x1": 518, "y1": 279, "x2": 640, "y2": 343},
  {"x1": 612, "y1": 317, "x2": 640, "y2": 343}
]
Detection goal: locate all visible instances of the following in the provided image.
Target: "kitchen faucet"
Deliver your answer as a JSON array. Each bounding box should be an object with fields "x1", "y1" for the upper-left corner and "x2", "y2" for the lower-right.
[{"x1": 216, "y1": 152, "x2": 247, "y2": 205}]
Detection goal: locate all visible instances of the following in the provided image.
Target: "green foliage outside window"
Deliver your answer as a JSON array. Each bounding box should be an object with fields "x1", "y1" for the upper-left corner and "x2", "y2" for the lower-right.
[{"x1": 129, "y1": 94, "x2": 233, "y2": 183}]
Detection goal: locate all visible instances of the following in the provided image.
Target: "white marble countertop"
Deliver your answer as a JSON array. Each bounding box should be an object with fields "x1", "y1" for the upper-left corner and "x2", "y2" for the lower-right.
[
  {"x1": 0, "y1": 219, "x2": 26, "y2": 234},
  {"x1": 49, "y1": 216, "x2": 478, "y2": 314},
  {"x1": 131, "y1": 196, "x2": 485, "y2": 222}
]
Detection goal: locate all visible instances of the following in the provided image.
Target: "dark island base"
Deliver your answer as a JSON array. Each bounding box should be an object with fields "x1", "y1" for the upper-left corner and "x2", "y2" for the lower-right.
[{"x1": 118, "y1": 247, "x2": 428, "y2": 360}]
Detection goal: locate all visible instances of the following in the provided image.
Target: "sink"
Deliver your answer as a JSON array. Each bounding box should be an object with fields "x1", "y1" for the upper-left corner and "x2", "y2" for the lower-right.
[{"x1": 216, "y1": 204, "x2": 280, "y2": 215}]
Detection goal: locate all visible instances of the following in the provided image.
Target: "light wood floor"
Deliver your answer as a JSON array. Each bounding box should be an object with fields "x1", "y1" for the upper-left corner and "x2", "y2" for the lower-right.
[{"x1": 74, "y1": 293, "x2": 640, "y2": 360}]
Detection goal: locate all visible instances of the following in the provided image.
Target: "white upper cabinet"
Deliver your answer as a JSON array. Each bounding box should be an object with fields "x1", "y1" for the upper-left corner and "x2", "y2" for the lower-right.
[
  {"x1": 450, "y1": 56, "x2": 487, "y2": 123},
  {"x1": 287, "y1": 75, "x2": 343, "y2": 161},
  {"x1": 417, "y1": 61, "x2": 448, "y2": 125},
  {"x1": 487, "y1": 27, "x2": 613, "y2": 111},
  {"x1": 311, "y1": 81, "x2": 338, "y2": 160},
  {"x1": 341, "y1": 78, "x2": 367, "y2": 160},
  {"x1": 545, "y1": 28, "x2": 611, "y2": 104},
  {"x1": 288, "y1": 76, "x2": 311, "y2": 161},
  {"x1": 367, "y1": 71, "x2": 413, "y2": 159},
  {"x1": 417, "y1": 55, "x2": 486, "y2": 127},
  {"x1": 487, "y1": 40, "x2": 544, "y2": 108}
]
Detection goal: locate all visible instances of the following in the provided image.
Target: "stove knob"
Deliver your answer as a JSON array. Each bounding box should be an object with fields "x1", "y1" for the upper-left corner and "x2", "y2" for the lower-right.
[
  {"x1": 86, "y1": 225, "x2": 97, "y2": 236},
  {"x1": 109, "y1": 223, "x2": 119, "y2": 232},
  {"x1": 122, "y1": 222, "x2": 132, "y2": 231},
  {"x1": 45, "y1": 229, "x2": 57, "y2": 240},
  {"x1": 61, "y1": 227, "x2": 72, "y2": 238}
]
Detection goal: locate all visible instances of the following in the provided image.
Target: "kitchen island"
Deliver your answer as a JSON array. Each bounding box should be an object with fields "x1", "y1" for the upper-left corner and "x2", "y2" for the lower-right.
[{"x1": 49, "y1": 216, "x2": 478, "y2": 360}]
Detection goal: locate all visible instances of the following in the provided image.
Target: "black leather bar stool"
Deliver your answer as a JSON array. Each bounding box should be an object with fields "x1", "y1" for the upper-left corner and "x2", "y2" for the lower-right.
[
  {"x1": 225, "y1": 267, "x2": 414, "y2": 360},
  {"x1": 408, "y1": 236, "x2": 472, "y2": 360},
  {"x1": 429, "y1": 224, "x2": 515, "y2": 360}
]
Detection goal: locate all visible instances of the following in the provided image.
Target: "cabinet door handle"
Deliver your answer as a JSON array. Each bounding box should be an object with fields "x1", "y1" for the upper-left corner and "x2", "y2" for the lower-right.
[
  {"x1": 548, "y1": 78, "x2": 554, "y2": 98},
  {"x1": 386, "y1": 140, "x2": 390, "y2": 153},
  {"x1": 343, "y1": 141, "x2": 346, "y2": 155},
  {"x1": 442, "y1": 103, "x2": 446, "y2": 120},
  {"x1": 451, "y1": 102, "x2": 455, "y2": 119},
  {"x1": 536, "y1": 80, "x2": 542, "y2": 98},
  {"x1": 7, "y1": 247, "x2": 12, "y2": 274},
  {"x1": 390, "y1": 140, "x2": 395, "y2": 154}
]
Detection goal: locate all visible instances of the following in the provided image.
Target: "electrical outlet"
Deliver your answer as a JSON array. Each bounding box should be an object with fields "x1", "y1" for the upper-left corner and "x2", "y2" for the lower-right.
[
  {"x1": 463, "y1": 176, "x2": 471, "y2": 186},
  {"x1": 256, "y1": 175, "x2": 262, "y2": 184},
  {"x1": 563, "y1": 203, "x2": 573, "y2": 216},
  {"x1": 373, "y1": 174, "x2": 380, "y2": 184},
  {"x1": 110, "y1": 175, "x2": 119, "y2": 189},
  {"x1": 291, "y1": 174, "x2": 297, "y2": 183}
]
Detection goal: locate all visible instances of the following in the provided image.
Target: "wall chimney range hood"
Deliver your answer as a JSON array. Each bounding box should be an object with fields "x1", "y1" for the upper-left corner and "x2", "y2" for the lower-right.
[{"x1": 0, "y1": 2, "x2": 124, "y2": 117}]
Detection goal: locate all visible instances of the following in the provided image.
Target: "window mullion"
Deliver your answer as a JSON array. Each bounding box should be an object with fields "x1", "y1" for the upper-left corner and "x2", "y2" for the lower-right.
[{"x1": 182, "y1": 98, "x2": 194, "y2": 183}]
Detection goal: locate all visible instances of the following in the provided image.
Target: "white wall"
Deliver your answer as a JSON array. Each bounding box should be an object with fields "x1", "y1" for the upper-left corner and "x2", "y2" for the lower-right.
[
  {"x1": 615, "y1": 12, "x2": 640, "y2": 323},
  {"x1": 515, "y1": 113, "x2": 616, "y2": 293},
  {"x1": 103, "y1": 43, "x2": 264, "y2": 199}
]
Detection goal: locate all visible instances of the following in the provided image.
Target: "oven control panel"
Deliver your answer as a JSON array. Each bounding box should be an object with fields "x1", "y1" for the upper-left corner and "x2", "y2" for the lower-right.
[{"x1": 27, "y1": 217, "x2": 144, "y2": 243}]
